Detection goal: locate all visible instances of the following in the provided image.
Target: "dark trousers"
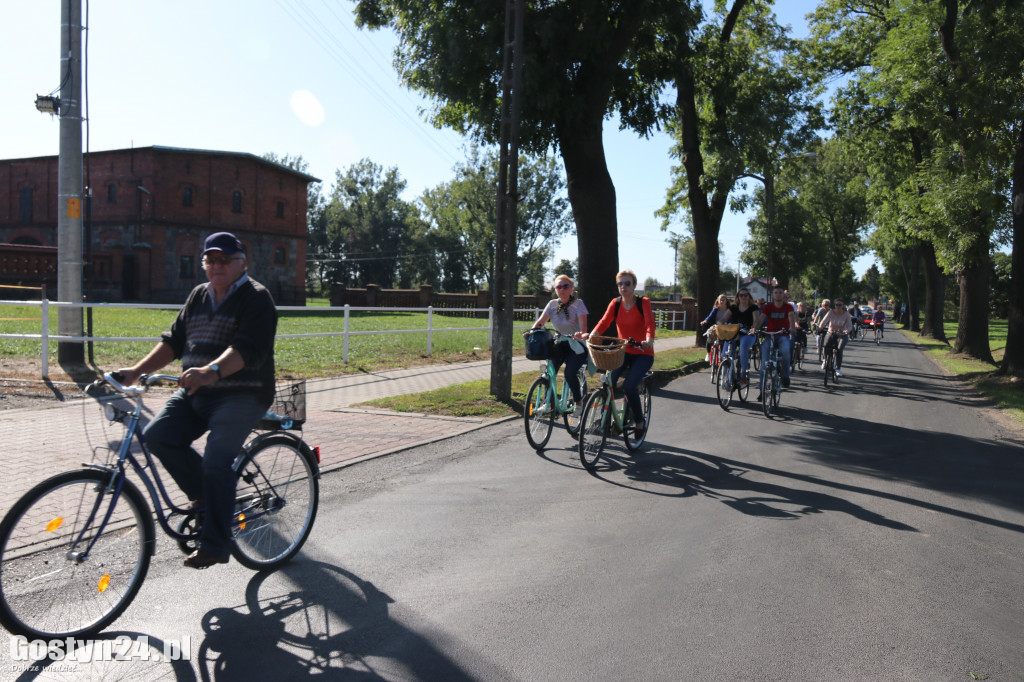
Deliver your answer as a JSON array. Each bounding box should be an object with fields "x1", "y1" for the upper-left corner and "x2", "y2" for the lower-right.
[
  {"x1": 610, "y1": 353, "x2": 654, "y2": 425},
  {"x1": 144, "y1": 388, "x2": 269, "y2": 557},
  {"x1": 550, "y1": 341, "x2": 587, "y2": 403}
]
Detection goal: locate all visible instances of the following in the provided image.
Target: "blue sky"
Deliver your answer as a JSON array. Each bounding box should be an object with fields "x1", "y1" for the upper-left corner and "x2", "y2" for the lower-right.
[{"x1": 1, "y1": 1, "x2": 874, "y2": 290}]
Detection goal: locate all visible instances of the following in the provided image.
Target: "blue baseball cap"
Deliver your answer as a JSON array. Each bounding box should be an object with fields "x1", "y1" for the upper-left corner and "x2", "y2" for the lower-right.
[{"x1": 202, "y1": 232, "x2": 244, "y2": 255}]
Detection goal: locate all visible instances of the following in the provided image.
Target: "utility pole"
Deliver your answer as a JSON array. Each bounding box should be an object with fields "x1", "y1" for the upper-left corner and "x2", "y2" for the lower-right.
[
  {"x1": 490, "y1": 0, "x2": 525, "y2": 401},
  {"x1": 57, "y1": 0, "x2": 85, "y2": 363}
]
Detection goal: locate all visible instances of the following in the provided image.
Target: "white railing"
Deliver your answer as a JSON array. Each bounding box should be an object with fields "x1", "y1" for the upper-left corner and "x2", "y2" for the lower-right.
[{"x1": 1, "y1": 299, "x2": 686, "y2": 379}]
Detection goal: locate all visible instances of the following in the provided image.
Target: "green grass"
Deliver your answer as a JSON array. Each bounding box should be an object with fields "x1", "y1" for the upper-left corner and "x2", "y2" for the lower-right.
[
  {"x1": 361, "y1": 341, "x2": 707, "y2": 419},
  {"x1": 902, "y1": 319, "x2": 1023, "y2": 427},
  {"x1": 0, "y1": 302, "x2": 684, "y2": 381}
]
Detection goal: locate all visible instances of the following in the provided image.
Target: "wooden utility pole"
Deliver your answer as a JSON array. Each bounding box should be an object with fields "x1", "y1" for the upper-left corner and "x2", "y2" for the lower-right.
[{"x1": 490, "y1": 0, "x2": 525, "y2": 401}]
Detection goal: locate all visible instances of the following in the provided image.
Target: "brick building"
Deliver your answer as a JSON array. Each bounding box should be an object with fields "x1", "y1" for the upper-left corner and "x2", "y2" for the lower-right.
[{"x1": 0, "y1": 145, "x2": 319, "y2": 304}]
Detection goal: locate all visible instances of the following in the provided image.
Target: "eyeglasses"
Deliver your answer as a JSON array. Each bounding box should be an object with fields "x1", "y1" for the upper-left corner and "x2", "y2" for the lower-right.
[
  {"x1": 738, "y1": 293, "x2": 750, "y2": 297},
  {"x1": 555, "y1": 283, "x2": 572, "y2": 290},
  {"x1": 203, "y1": 254, "x2": 244, "y2": 266},
  {"x1": 616, "y1": 281, "x2": 634, "y2": 287}
]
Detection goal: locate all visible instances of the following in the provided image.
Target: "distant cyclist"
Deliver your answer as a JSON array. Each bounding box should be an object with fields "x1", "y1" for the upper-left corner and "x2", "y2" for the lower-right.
[
  {"x1": 872, "y1": 307, "x2": 886, "y2": 342},
  {"x1": 717, "y1": 288, "x2": 759, "y2": 386},
  {"x1": 820, "y1": 299, "x2": 854, "y2": 376},
  {"x1": 812, "y1": 299, "x2": 831, "y2": 349},
  {"x1": 751, "y1": 285, "x2": 796, "y2": 399}
]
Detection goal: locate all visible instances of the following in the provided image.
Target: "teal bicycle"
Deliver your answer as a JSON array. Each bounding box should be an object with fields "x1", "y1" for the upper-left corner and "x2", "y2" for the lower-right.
[
  {"x1": 523, "y1": 329, "x2": 590, "y2": 450},
  {"x1": 578, "y1": 337, "x2": 652, "y2": 470}
]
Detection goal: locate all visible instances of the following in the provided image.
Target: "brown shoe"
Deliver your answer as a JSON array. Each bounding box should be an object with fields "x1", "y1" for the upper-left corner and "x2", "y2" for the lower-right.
[
  {"x1": 183, "y1": 549, "x2": 229, "y2": 569},
  {"x1": 183, "y1": 499, "x2": 205, "y2": 512}
]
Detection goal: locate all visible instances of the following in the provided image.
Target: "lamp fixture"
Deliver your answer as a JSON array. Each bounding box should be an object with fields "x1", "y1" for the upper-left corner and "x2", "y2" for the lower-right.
[{"x1": 35, "y1": 95, "x2": 60, "y2": 115}]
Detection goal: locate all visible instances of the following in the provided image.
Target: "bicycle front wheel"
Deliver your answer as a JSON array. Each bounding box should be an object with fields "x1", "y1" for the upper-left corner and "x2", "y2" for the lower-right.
[
  {"x1": 716, "y1": 359, "x2": 733, "y2": 411},
  {"x1": 232, "y1": 435, "x2": 319, "y2": 570},
  {"x1": 623, "y1": 377, "x2": 652, "y2": 452},
  {"x1": 0, "y1": 470, "x2": 154, "y2": 639},
  {"x1": 578, "y1": 390, "x2": 609, "y2": 470},
  {"x1": 525, "y1": 377, "x2": 555, "y2": 449},
  {"x1": 762, "y1": 366, "x2": 777, "y2": 418}
]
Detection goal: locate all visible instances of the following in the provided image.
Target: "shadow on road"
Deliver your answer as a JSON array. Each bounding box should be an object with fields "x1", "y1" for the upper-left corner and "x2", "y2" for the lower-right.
[{"x1": 194, "y1": 560, "x2": 503, "y2": 681}]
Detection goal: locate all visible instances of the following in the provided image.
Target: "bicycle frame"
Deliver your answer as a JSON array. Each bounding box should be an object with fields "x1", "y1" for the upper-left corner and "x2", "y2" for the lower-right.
[
  {"x1": 76, "y1": 375, "x2": 307, "y2": 558},
  {"x1": 539, "y1": 341, "x2": 581, "y2": 417}
]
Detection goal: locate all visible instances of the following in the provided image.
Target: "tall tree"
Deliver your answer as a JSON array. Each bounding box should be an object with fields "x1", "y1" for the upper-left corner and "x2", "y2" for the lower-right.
[
  {"x1": 326, "y1": 159, "x2": 419, "y2": 288},
  {"x1": 660, "y1": 0, "x2": 821, "y2": 338},
  {"x1": 354, "y1": 0, "x2": 675, "y2": 309}
]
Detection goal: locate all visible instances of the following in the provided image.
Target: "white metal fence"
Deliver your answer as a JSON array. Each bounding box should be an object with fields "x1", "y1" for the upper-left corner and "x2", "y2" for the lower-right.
[{"x1": 1, "y1": 299, "x2": 686, "y2": 378}]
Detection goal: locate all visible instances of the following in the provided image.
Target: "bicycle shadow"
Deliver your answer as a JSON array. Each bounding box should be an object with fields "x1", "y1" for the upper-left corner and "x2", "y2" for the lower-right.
[
  {"x1": 195, "y1": 560, "x2": 501, "y2": 681},
  {"x1": 584, "y1": 441, "x2": 917, "y2": 531}
]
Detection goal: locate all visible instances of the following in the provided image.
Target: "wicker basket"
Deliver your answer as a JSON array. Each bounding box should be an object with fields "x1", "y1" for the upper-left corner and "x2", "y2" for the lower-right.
[
  {"x1": 257, "y1": 379, "x2": 306, "y2": 430},
  {"x1": 587, "y1": 335, "x2": 627, "y2": 371},
  {"x1": 715, "y1": 323, "x2": 741, "y2": 341}
]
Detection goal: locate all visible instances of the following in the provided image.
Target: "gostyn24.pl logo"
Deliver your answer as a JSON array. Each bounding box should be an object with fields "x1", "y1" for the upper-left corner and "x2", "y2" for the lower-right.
[{"x1": 9, "y1": 635, "x2": 191, "y2": 663}]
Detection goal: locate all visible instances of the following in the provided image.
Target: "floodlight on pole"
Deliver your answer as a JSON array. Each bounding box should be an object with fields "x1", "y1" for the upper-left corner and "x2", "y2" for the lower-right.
[{"x1": 35, "y1": 95, "x2": 60, "y2": 115}]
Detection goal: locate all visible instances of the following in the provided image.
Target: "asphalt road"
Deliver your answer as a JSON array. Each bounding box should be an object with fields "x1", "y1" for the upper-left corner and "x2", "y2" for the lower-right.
[{"x1": 3, "y1": 330, "x2": 1023, "y2": 681}]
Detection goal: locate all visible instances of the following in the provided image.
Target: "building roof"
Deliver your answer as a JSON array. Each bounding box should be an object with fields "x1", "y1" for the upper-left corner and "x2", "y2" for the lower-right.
[{"x1": 1, "y1": 145, "x2": 321, "y2": 184}]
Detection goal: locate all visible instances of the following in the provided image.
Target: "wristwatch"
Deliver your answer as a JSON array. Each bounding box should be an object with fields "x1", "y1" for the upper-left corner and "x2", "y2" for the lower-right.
[{"x1": 209, "y1": 363, "x2": 222, "y2": 380}]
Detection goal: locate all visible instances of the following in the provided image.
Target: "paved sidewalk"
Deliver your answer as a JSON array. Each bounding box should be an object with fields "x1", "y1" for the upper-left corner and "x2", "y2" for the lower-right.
[{"x1": 0, "y1": 336, "x2": 692, "y2": 515}]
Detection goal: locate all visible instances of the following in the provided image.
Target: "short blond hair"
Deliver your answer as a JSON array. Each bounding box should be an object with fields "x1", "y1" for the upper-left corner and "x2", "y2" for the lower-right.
[
  {"x1": 553, "y1": 274, "x2": 574, "y2": 287},
  {"x1": 616, "y1": 269, "x2": 637, "y2": 286}
]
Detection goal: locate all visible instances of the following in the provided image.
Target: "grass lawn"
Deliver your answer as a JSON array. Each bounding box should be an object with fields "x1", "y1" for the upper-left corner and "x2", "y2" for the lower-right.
[
  {"x1": 902, "y1": 319, "x2": 1023, "y2": 427},
  {"x1": 360, "y1": 342, "x2": 707, "y2": 419}
]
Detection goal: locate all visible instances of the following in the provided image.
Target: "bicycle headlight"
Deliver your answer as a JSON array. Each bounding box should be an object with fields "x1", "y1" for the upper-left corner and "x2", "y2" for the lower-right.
[{"x1": 103, "y1": 402, "x2": 118, "y2": 422}]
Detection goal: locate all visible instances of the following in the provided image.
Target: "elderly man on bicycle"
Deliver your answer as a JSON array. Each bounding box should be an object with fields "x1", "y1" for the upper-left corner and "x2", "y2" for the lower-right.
[
  {"x1": 752, "y1": 285, "x2": 797, "y2": 400},
  {"x1": 116, "y1": 232, "x2": 277, "y2": 569}
]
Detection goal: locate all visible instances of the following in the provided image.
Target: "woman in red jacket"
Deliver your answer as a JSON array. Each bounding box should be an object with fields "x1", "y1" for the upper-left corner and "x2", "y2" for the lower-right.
[{"x1": 587, "y1": 269, "x2": 655, "y2": 437}]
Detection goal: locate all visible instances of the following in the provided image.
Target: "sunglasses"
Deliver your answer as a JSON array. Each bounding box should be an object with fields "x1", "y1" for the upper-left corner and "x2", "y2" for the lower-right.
[
  {"x1": 203, "y1": 254, "x2": 243, "y2": 266},
  {"x1": 555, "y1": 283, "x2": 572, "y2": 290},
  {"x1": 738, "y1": 293, "x2": 750, "y2": 297},
  {"x1": 616, "y1": 281, "x2": 634, "y2": 287}
]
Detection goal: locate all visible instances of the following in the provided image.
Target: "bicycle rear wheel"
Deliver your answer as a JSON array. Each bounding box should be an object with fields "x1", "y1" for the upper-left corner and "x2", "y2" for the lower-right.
[
  {"x1": 751, "y1": 343, "x2": 761, "y2": 372},
  {"x1": 524, "y1": 377, "x2": 555, "y2": 450},
  {"x1": 0, "y1": 470, "x2": 154, "y2": 639},
  {"x1": 562, "y1": 366, "x2": 589, "y2": 438},
  {"x1": 578, "y1": 390, "x2": 609, "y2": 470},
  {"x1": 716, "y1": 359, "x2": 734, "y2": 411},
  {"x1": 623, "y1": 376, "x2": 652, "y2": 451},
  {"x1": 232, "y1": 435, "x2": 319, "y2": 570}
]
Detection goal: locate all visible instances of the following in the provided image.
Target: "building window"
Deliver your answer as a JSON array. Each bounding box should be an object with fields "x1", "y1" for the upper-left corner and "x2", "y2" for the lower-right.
[
  {"x1": 107, "y1": 184, "x2": 117, "y2": 203},
  {"x1": 183, "y1": 187, "x2": 193, "y2": 206},
  {"x1": 274, "y1": 247, "x2": 287, "y2": 265},
  {"x1": 232, "y1": 191, "x2": 242, "y2": 213},
  {"x1": 179, "y1": 255, "x2": 194, "y2": 279},
  {"x1": 19, "y1": 188, "x2": 33, "y2": 223},
  {"x1": 276, "y1": 201, "x2": 285, "y2": 219}
]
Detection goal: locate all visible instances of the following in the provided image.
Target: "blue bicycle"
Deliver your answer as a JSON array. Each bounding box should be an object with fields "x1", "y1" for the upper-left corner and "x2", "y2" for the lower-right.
[{"x1": 523, "y1": 330, "x2": 590, "y2": 450}]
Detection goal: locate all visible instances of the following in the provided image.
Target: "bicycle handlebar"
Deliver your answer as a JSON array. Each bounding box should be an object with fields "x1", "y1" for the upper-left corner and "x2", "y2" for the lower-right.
[{"x1": 100, "y1": 371, "x2": 179, "y2": 395}]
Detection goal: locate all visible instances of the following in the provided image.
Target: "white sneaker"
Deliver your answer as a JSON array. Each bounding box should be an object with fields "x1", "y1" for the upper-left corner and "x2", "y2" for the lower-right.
[
  {"x1": 705, "y1": 354, "x2": 711, "y2": 363},
  {"x1": 821, "y1": 361, "x2": 826, "y2": 369},
  {"x1": 836, "y1": 368, "x2": 843, "y2": 377}
]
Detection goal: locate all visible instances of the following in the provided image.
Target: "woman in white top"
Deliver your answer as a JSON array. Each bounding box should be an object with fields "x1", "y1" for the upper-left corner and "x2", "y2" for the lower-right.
[
  {"x1": 819, "y1": 299, "x2": 854, "y2": 376},
  {"x1": 530, "y1": 274, "x2": 589, "y2": 403}
]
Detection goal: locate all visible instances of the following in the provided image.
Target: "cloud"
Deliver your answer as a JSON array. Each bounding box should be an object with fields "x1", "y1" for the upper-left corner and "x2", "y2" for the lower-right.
[{"x1": 290, "y1": 90, "x2": 325, "y2": 127}]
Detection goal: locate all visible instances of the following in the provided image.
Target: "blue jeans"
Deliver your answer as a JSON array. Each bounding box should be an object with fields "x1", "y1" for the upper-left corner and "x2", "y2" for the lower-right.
[
  {"x1": 144, "y1": 389, "x2": 270, "y2": 558},
  {"x1": 610, "y1": 353, "x2": 654, "y2": 426},
  {"x1": 738, "y1": 333, "x2": 756, "y2": 380},
  {"x1": 760, "y1": 333, "x2": 791, "y2": 388}
]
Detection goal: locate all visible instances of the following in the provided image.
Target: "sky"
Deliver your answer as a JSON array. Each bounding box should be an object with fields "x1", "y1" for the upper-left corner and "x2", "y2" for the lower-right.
[{"x1": 1, "y1": 0, "x2": 876, "y2": 291}]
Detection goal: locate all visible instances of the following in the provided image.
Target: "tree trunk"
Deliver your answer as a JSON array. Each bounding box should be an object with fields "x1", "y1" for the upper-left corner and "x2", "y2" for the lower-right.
[
  {"x1": 560, "y1": 130, "x2": 619, "y2": 311},
  {"x1": 953, "y1": 252, "x2": 994, "y2": 362},
  {"x1": 675, "y1": 53, "x2": 723, "y2": 344},
  {"x1": 919, "y1": 241, "x2": 948, "y2": 342},
  {"x1": 1002, "y1": 128, "x2": 1024, "y2": 376},
  {"x1": 897, "y1": 244, "x2": 922, "y2": 332}
]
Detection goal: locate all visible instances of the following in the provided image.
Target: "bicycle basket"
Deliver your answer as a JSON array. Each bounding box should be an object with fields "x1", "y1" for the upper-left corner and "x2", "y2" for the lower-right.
[
  {"x1": 586, "y1": 335, "x2": 626, "y2": 371},
  {"x1": 257, "y1": 379, "x2": 306, "y2": 430},
  {"x1": 524, "y1": 328, "x2": 554, "y2": 360},
  {"x1": 715, "y1": 323, "x2": 740, "y2": 341}
]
